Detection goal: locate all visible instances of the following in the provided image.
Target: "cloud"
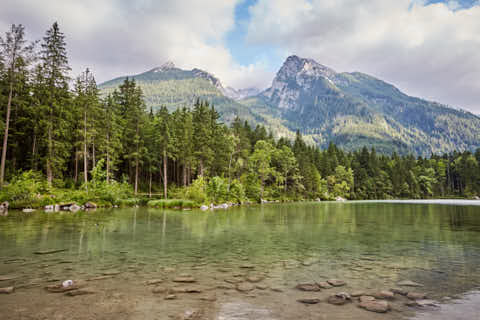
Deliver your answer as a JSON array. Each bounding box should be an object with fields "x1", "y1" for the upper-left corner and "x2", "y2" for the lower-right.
[
  {"x1": 246, "y1": 0, "x2": 480, "y2": 113},
  {"x1": 0, "y1": 0, "x2": 269, "y2": 89}
]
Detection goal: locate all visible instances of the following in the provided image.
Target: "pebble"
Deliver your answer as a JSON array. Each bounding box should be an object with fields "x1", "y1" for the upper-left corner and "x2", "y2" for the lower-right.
[
  {"x1": 359, "y1": 295, "x2": 376, "y2": 303},
  {"x1": 374, "y1": 290, "x2": 395, "y2": 300}
]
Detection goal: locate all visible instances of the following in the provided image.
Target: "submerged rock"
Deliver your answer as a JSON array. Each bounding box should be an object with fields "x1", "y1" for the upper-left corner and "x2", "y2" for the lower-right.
[
  {"x1": 351, "y1": 291, "x2": 366, "y2": 297},
  {"x1": 407, "y1": 292, "x2": 427, "y2": 300},
  {"x1": 359, "y1": 300, "x2": 390, "y2": 313},
  {"x1": 65, "y1": 288, "x2": 96, "y2": 296},
  {"x1": 374, "y1": 290, "x2": 395, "y2": 300},
  {"x1": 359, "y1": 295, "x2": 376, "y2": 303},
  {"x1": 236, "y1": 283, "x2": 255, "y2": 292},
  {"x1": 328, "y1": 292, "x2": 351, "y2": 305},
  {"x1": 152, "y1": 286, "x2": 167, "y2": 294},
  {"x1": 165, "y1": 294, "x2": 177, "y2": 300},
  {"x1": 397, "y1": 280, "x2": 423, "y2": 287},
  {"x1": 0, "y1": 286, "x2": 14, "y2": 294},
  {"x1": 246, "y1": 275, "x2": 264, "y2": 283},
  {"x1": 390, "y1": 287, "x2": 408, "y2": 296},
  {"x1": 173, "y1": 276, "x2": 196, "y2": 283},
  {"x1": 327, "y1": 279, "x2": 346, "y2": 287},
  {"x1": 146, "y1": 279, "x2": 163, "y2": 285},
  {"x1": 317, "y1": 281, "x2": 333, "y2": 289},
  {"x1": 295, "y1": 283, "x2": 321, "y2": 292},
  {"x1": 297, "y1": 298, "x2": 320, "y2": 304}
]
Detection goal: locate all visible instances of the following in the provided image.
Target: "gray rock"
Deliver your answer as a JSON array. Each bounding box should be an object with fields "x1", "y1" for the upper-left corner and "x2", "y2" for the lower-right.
[{"x1": 200, "y1": 205, "x2": 209, "y2": 211}]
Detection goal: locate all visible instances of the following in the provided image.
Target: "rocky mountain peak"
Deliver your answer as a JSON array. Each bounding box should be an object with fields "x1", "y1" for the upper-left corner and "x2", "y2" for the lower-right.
[
  {"x1": 191, "y1": 68, "x2": 224, "y2": 90},
  {"x1": 277, "y1": 55, "x2": 337, "y2": 81},
  {"x1": 151, "y1": 61, "x2": 176, "y2": 72}
]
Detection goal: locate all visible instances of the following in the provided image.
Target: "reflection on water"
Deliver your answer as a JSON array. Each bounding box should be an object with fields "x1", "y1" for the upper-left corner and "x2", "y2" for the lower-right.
[{"x1": 0, "y1": 201, "x2": 479, "y2": 311}]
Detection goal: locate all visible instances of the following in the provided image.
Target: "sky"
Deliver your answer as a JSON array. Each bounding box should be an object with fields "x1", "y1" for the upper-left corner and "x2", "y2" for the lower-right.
[{"x1": 0, "y1": 0, "x2": 479, "y2": 114}]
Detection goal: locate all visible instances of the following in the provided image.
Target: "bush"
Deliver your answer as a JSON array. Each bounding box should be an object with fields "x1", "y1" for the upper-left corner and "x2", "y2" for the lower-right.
[
  {"x1": 0, "y1": 171, "x2": 47, "y2": 208},
  {"x1": 185, "y1": 177, "x2": 207, "y2": 204}
]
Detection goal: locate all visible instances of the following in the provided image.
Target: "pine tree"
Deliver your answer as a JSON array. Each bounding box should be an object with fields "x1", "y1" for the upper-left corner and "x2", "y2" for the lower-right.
[
  {"x1": 39, "y1": 22, "x2": 71, "y2": 186},
  {"x1": 0, "y1": 24, "x2": 35, "y2": 186}
]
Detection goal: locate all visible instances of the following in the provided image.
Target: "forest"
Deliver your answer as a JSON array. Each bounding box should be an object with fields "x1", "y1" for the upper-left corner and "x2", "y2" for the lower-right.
[{"x1": 0, "y1": 23, "x2": 479, "y2": 209}]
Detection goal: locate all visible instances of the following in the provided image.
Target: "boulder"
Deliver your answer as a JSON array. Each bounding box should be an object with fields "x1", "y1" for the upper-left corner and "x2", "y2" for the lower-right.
[
  {"x1": 69, "y1": 204, "x2": 81, "y2": 212},
  {"x1": 358, "y1": 300, "x2": 390, "y2": 313},
  {"x1": 200, "y1": 205, "x2": 209, "y2": 211},
  {"x1": 84, "y1": 202, "x2": 97, "y2": 209},
  {"x1": 0, "y1": 201, "x2": 9, "y2": 210},
  {"x1": 295, "y1": 283, "x2": 321, "y2": 292},
  {"x1": 22, "y1": 208, "x2": 36, "y2": 213},
  {"x1": 327, "y1": 279, "x2": 346, "y2": 287}
]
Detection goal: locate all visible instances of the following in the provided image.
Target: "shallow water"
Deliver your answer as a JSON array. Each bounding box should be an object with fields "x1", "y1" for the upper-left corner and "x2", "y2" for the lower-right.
[{"x1": 1, "y1": 201, "x2": 479, "y2": 319}]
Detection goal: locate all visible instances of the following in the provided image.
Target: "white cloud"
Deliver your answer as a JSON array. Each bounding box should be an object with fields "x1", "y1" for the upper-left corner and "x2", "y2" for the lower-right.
[
  {"x1": 0, "y1": 0, "x2": 269, "y2": 89},
  {"x1": 247, "y1": 0, "x2": 480, "y2": 113}
]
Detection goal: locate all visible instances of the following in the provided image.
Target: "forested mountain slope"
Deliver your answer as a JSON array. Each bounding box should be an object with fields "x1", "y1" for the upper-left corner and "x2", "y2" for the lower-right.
[{"x1": 246, "y1": 55, "x2": 480, "y2": 155}]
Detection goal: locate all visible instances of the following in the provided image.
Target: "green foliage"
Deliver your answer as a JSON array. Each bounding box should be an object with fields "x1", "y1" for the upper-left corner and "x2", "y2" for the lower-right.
[
  {"x1": 0, "y1": 171, "x2": 47, "y2": 208},
  {"x1": 185, "y1": 177, "x2": 207, "y2": 204},
  {"x1": 147, "y1": 199, "x2": 196, "y2": 209}
]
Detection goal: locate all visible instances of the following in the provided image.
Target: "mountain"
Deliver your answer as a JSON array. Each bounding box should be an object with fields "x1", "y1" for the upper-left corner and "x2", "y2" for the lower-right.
[
  {"x1": 98, "y1": 62, "x2": 261, "y2": 124},
  {"x1": 98, "y1": 57, "x2": 480, "y2": 155},
  {"x1": 245, "y1": 55, "x2": 480, "y2": 155},
  {"x1": 224, "y1": 87, "x2": 261, "y2": 100}
]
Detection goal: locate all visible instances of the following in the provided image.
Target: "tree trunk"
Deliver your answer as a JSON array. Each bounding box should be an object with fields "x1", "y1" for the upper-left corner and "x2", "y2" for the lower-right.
[
  {"x1": 92, "y1": 141, "x2": 96, "y2": 169},
  {"x1": 183, "y1": 162, "x2": 187, "y2": 187},
  {"x1": 106, "y1": 131, "x2": 110, "y2": 183},
  {"x1": 134, "y1": 156, "x2": 139, "y2": 195},
  {"x1": 74, "y1": 149, "x2": 78, "y2": 183},
  {"x1": 0, "y1": 82, "x2": 13, "y2": 187},
  {"x1": 47, "y1": 113, "x2": 53, "y2": 187},
  {"x1": 83, "y1": 110, "x2": 88, "y2": 191},
  {"x1": 31, "y1": 133, "x2": 37, "y2": 170},
  {"x1": 163, "y1": 148, "x2": 167, "y2": 199},
  {"x1": 149, "y1": 169, "x2": 152, "y2": 198}
]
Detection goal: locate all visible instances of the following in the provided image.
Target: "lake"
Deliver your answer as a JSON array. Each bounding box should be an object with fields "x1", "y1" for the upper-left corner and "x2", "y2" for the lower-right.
[{"x1": 1, "y1": 201, "x2": 479, "y2": 319}]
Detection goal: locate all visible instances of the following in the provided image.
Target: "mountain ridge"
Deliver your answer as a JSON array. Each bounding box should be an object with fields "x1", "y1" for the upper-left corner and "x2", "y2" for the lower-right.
[{"x1": 98, "y1": 56, "x2": 480, "y2": 155}]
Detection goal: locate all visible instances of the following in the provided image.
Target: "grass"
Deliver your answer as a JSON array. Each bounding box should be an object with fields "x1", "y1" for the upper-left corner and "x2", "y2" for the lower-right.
[{"x1": 146, "y1": 199, "x2": 197, "y2": 209}]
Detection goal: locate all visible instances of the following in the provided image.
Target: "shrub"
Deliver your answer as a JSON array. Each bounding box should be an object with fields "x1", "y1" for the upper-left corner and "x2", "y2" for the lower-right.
[
  {"x1": 147, "y1": 199, "x2": 196, "y2": 208},
  {"x1": 185, "y1": 177, "x2": 207, "y2": 204},
  {"x1": 0, "y1": 171, "x2": 47, "y2": 208}
]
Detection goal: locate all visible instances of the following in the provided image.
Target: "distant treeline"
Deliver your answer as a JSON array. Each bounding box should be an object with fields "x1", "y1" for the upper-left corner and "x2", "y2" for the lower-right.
[{"x1": 0, "y1": 22, "x2": 479, "y2": 203}]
